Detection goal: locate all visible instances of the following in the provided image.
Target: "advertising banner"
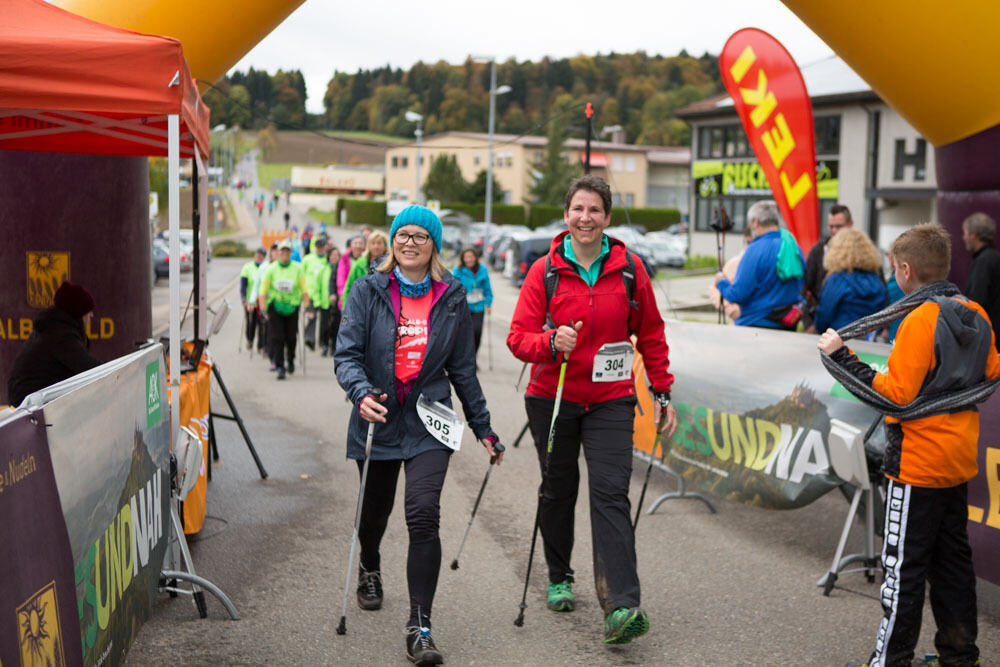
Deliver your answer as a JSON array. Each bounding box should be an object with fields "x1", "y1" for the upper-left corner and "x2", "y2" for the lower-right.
[
  {"x1": 662, "y1": 320, "x2": 882, "y2": 509},
  {"x1": 694, "y1": 159, "x2": 839, "y2": 201},
  {"x1": 0, "y1": 412, "x2": 83, "y2": 666},
  {"x1": 968, "y1": 389, "x2": 1000, "y2": 585},
  {"x1": 42, "y1": 345, "x2": 171, "y2": 666},
  {"x1": 720, "y1": 28, "x2": 820, "y2": 253}
]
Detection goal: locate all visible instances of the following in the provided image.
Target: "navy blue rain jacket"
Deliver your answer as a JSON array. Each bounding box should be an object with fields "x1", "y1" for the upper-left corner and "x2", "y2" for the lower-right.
[{"x1": 334, "y1": 270, "x2": 495, "y2": 460}]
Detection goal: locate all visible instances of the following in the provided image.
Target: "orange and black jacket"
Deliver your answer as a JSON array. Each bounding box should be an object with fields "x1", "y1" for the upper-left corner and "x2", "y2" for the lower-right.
[{"x1": 831, "y1": 295, "x2": 1000, "y2": 488}]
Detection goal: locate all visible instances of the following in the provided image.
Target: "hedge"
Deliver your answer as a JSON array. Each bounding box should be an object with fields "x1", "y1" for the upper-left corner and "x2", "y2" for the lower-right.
[
  {"x1": 527, "y1": 205, "x2": 564, "y2": 229},
  {"x1": 343, "y1": 199, "x2": 387, "y2": 226},
  {"x1": 436, "y1": 202, "x2": 527, "y2": 226},
  {"x1": 609, "y1": 207, "x2": 681, "y2": 231}
]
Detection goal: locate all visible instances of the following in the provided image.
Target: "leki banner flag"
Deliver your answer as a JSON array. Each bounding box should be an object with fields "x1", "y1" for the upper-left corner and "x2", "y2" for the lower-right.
[{"x1": 720, "y1": 28, "x2": 820, "y2": 253}]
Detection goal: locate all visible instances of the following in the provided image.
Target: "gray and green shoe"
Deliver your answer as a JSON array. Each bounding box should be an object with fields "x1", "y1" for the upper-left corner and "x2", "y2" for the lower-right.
[
  {"x1": 546, "y1": 579, "x2": 575, "y2": 612},
  {"x1": 603, "y1": 607, "x2": 649, "y2": 644}
]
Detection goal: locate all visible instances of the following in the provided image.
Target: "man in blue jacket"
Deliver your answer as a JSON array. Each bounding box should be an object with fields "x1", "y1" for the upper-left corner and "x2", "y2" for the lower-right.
[{"x1": 714, "y1": 200, "x2": 806, "y2": 329}]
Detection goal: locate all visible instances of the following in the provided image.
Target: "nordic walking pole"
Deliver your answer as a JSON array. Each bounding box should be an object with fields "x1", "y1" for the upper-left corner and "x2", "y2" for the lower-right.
[
  {"x1": 515, "y1": 354, "x2": 569, "y2": 627},
  {"x1": 633, "y1": 406, "x2": 669, "y2": 531},
  {"x1": 337, "y1": 389, "x2": 385, "y2": 636},
  {"x1": 299, "y1": 308, "x2": 307, "y2": 376},
  {"x1": 238, "y1": 307, "x2": 246, "y2": 353},
  {"x1": 450, "y1": 440, "x2": 506, "y2": 570},
  {"x1": 512, "y1": 420, "x2": 530, "y2": 448}
]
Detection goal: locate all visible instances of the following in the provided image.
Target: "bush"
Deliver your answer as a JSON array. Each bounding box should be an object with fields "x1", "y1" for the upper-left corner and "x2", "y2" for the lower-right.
[
  {"x1": 609, "y1": 207, "x2": 681, "y2": 232},
  {"x1": 212, "y1": 239, "x2": 254, "y2": 258},
  {"x1": 343, "y1": 199, "x2": 387, "y2": 226},
  {"x1": 527, "y1": 204, "x2": 564, "y2": 229},
  {"x1": 438, "y1": 202, "x2": 526, "y2": 226}
]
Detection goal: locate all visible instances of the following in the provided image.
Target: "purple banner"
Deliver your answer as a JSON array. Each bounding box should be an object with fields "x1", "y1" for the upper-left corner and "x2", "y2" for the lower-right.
[
  {"x1": 0, "y1": 411, "x2": 83, "y2": 666},
  {"x1": 968, "y1": 390, "x2": 1000, "y2": 586}
]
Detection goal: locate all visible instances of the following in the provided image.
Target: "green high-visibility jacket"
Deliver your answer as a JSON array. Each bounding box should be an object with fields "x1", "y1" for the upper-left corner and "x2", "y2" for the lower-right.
[{"x1": 260, "y1": 260, "x2": 307, "y2": 315}]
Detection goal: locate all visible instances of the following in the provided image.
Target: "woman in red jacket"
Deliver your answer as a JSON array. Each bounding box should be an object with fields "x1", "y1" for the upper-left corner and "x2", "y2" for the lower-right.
[{"x1": 507, "y1": 175, "x2": 677, "y2": 645}]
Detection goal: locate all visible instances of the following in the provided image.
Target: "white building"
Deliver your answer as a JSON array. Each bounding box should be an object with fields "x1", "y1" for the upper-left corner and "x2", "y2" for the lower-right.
[{"x1": 677, "y1": 56, "x2": 935, "y2": 260}]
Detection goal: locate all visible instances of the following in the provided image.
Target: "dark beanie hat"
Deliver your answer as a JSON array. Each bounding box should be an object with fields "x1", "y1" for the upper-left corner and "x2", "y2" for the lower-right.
[{"x1": 53, "y1": 281, "x2": 95, "y2": 318}]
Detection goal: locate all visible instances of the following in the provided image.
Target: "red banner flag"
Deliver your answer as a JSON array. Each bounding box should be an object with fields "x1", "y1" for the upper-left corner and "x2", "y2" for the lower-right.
[{"x1": 720, "y1": 28, "x2": 819, "y2": 253}]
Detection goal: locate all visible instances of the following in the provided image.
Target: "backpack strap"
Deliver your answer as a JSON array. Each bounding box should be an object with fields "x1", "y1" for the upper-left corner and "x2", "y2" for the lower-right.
[{"x1": 543, "y1": 245, "x2": 639, "y2": 331}]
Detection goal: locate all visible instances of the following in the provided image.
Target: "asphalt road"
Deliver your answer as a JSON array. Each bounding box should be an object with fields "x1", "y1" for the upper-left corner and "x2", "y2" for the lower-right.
[{"x1": 126, "y1": 182, "x2": 1000, "y2": 665}]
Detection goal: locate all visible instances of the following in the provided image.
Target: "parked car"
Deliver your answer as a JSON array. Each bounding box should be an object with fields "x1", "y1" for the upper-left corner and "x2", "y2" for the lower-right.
[
  {"x1": 647, "y1": 228, "x2": 689, "y2": 257},
  {"x1": 604, "y1": 226, "x2": 659, "y2": 275},
  {"x1": 485, "y1": 224, "x2": 531, "y2": 270},
  {"x1": 643, "y1": 236, "x2": 686, "y2": 268},
  {"x1": 506, "y1": 230, "x2": 558, "y2": 286},
  {"x1": 156, "y1": 228, "x2": 212, "y2": 262},
  {"x1": 151, "y1": 238, "x2": 192, "y2": 280}
]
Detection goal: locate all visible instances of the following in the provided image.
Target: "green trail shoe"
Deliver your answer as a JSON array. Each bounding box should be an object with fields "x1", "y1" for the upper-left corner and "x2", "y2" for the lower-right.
[
  {"x1": 603, "y1": 607, "x2": 649, "y2": 644},
  {"x1": 547, "y1": 579, "x2": 575, "y2": 612}
]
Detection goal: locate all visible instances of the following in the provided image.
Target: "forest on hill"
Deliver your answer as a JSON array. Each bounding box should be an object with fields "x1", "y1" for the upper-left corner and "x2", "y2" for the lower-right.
[{"x1": 204, "y1": 50, "x2": 722, "y2": 147}]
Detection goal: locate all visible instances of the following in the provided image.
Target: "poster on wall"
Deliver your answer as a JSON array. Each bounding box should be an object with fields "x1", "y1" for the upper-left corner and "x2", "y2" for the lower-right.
[
  {"x1": 0, "y1": 411, "x2": 83, "y2": 666},
  {"x1": 41, "y1": 345, "x2": 171, "y2": 666},
  {"x1": 720, "y1": 28, "x2": 820, "y2": 253}
]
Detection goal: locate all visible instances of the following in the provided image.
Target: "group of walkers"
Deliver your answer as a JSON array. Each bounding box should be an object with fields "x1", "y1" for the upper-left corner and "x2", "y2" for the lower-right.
[
  {"x1": 332, "y1": 176, "x2": 676, "y2": 665},
  {"x1": 235, "y1": 176, "x2": 998, "y2": 667}
]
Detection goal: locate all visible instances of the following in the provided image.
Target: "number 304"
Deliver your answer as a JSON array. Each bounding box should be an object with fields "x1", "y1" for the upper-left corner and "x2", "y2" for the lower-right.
[{"x1": 604, "y1": 358, "x2": 624, "y2": 371}]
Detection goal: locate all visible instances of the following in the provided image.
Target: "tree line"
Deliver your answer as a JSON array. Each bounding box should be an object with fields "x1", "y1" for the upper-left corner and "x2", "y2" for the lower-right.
[{"x1": 204, "y1": 51, "x2": 722, "y2": 147}]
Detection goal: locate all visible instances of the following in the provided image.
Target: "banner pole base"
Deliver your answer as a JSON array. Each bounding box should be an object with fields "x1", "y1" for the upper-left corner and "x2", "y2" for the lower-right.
[{"x1": 637, "y1": 451, "x2": 718, "y2": 515}]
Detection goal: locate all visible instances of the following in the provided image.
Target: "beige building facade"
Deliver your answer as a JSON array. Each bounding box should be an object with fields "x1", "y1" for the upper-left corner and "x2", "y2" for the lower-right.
[{"x1": 384, "y1": 131, "x2": 689, "y2": 213}]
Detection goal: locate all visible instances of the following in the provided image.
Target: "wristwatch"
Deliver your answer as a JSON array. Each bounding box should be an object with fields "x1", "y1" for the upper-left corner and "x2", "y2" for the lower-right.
[{"x1": 653, "y1": 392, "x2": 670, "y2": 413}]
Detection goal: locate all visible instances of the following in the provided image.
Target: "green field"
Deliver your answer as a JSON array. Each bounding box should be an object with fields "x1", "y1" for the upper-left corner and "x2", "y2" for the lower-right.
[
  {"x1": 308, "y1": 130, "x2": 407, "y2": 144},
  {"x1": 256, "y1": 162, "x2": 315, "y2": 190}
]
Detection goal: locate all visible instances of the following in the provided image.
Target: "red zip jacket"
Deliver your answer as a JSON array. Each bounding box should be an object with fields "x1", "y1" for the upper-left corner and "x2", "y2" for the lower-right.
[{"x1": 507, "y1": 231, "x2": 674, "y2": 405}]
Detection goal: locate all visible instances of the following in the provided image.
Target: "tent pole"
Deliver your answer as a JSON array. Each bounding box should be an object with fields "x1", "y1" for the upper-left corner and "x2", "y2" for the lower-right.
[
  {"x1": 192, "y1": 157, "x2": 200, "y2": 339},
  {"x1": 169, "y1": 114, "x2": 181, "y2": 450}
]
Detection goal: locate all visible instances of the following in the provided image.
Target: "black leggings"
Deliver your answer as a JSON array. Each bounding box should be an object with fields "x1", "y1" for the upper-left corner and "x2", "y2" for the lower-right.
[
  {"x1": 356, "y1": 448, "x2": 451, "y2": 627},
  {"x1": 470, "y1": 310, "x2": 485, "y2": 353}
]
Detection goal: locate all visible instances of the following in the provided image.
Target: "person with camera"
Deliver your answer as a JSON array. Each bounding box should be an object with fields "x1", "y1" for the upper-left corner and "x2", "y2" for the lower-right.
[{"x1": 714, "y1": 200, "x2": 806, "y2": 330}]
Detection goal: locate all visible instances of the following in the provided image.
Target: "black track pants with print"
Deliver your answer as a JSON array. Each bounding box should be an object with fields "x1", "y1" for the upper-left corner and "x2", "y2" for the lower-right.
[{"x1": 869, "y1": 480, "x2": 978, "y2": 667}]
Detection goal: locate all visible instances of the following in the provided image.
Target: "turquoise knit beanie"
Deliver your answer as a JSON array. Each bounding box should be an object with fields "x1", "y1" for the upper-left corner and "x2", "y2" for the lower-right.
[{"x1": 390, "y1": 205, "x2": 443, "y2": 252}]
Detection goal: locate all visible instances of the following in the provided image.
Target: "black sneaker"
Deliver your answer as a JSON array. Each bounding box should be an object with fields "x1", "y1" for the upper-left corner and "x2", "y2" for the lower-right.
[
  {"x1": 276, "y1": 367, "x2": 286, "y2": 380},
  {"x1": 288, "y1": 360, "x2": 295, "y2": 374},
  {"x1": 357, "y1": 569, "x2": 383, "y2": 610},
  {"x1": 405, "y1": 626, "x2": 443, "y2": 666}
]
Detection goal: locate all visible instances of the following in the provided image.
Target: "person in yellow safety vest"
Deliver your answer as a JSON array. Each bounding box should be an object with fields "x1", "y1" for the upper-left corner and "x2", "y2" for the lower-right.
[
  {"x1": 302, "y1": 235, "x2": 331, "y2": 352},
  {"x1": 258, "y1": 239, "x2": 310, "y2": 380}
]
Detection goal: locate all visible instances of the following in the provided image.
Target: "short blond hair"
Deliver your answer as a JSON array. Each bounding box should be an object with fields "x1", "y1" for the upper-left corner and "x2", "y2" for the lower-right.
[
  {"x1": 364, "y1": 229, "x2": 389, "y2": 260},
  {"x1": 824, "y1": 228, "x2": 882, "y2": 274},
  {"x1": 889, "y1": 222, "x2": 951, "y2": 283}
]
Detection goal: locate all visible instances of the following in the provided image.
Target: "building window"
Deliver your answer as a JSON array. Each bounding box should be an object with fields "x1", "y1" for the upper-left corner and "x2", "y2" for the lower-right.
[
  {"x1": 814, "y1": 116, "x2": 841, "y2": 155},
  {"x1": 474, "y1": 153, "x2": 481, "y2": 166},
  {"x1": 624, "y1": 156, "x2": 636, "y2": 173},
  {"x1": 612, "y1": 156, "x2": 623, "y2": 172},
  {"x1": 505, "y1": 153, "x2": 513, "y2": 167},
  {"x1": 391, "y1": 156, "x2": 398, "y2": 168},
  {"x1": 401, "y1": 156, "x2": 408, "y2": 168},
  {"x1": 625, "y1": 193, "x2": 635, "y2": 207},
  {"x1": 534, "y1": 151, "x2": 544, "y2": 163}
]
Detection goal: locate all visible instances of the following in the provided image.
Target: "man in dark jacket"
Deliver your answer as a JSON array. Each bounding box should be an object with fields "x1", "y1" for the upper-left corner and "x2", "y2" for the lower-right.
[
  {"x1": 7, "y1": 281, "x2": 100, "y2": 406},
  {"x1": 962, "y1": 211, "x2": 1000, "y2": 349}
]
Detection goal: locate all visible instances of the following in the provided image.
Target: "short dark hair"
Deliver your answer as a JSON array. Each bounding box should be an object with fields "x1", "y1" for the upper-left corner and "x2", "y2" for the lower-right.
[
  {"x1": 564, "y1": 175, "x2": 612, "y2": 215},
  {"x1": 829, "y1": 204, "x2": 853, "y2": 222}
]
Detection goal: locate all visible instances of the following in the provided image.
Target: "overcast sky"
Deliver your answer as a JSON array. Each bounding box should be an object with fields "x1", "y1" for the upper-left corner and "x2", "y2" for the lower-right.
[{"x1": 231, "y1": 1, "x2": 834, "y2": 114}]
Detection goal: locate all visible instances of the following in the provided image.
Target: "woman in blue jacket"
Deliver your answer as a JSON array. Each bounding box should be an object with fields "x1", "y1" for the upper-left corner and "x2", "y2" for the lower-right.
[
  {"x1": 334, "y1": 205, "x2": 502, "y2": 666},
  {"x1": 453, "y1": 247, "x2": 493, "y2": 355},
  {"x1": 811, "y1": 228, "x2": 888, "y2": 334}
]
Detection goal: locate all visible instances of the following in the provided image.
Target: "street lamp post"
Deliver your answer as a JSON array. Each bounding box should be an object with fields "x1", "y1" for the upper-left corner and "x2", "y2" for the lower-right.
[
  {"x1": 405, "y1": 111, "x2": 424, "y2": 205},
  {"x1": 474, "y1": 56, "x2": 511, "y2": 225}
]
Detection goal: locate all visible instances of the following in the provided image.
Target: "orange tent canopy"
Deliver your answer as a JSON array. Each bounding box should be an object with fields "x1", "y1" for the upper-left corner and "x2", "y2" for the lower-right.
[{"x1": 0, "y1": 0, "x2": 209, "y2": 158}]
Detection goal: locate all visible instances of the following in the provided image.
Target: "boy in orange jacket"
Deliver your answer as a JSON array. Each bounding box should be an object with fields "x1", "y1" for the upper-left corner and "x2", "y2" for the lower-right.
[{"x1": 819, "y1": 223, "x2": 999, "y2": 667}]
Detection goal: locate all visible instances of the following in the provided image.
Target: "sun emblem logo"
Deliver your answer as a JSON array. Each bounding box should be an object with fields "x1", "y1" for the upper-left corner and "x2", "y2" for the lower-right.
[
  {"x1": 26, "y1": 251, "x2": 70, "y2": 309},
  {"x1": 17, "y1": 581, "x2": 65, "y2": 666}
]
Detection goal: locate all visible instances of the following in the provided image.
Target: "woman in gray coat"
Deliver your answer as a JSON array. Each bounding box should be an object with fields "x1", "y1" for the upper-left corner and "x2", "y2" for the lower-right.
[{"x1": 335, "y1": 205, "x2": 502, "y2": 666}]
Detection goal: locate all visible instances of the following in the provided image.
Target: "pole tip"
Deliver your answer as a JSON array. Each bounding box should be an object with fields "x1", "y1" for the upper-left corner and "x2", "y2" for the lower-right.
[
  {"x1": 450, "y1": 560, "x2": 459, "y2": 570},
  {"x1": 336, "y1": 617, "x2": 347, "y2": 635}
]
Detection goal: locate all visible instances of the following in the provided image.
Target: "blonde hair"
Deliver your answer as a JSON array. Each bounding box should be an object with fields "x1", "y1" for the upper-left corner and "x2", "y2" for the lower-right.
[
  {"x1": 823, "y1": 228, "x2": 882, "y2": 274},
  {"x1": 364, "y1": 230, "x2": 389, "y2": 260},
  {"x1": 377, "y1": 243, "x2": 449, "y2": 281},
  {"x1": 889, "y1": 222, "x2": 951, "y2": 283}
]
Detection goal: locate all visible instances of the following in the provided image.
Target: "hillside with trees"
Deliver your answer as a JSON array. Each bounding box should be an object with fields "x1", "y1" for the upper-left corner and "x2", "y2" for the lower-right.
[{"x1": 204, "y1": 51, "x2": 721, "y2": 147}]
